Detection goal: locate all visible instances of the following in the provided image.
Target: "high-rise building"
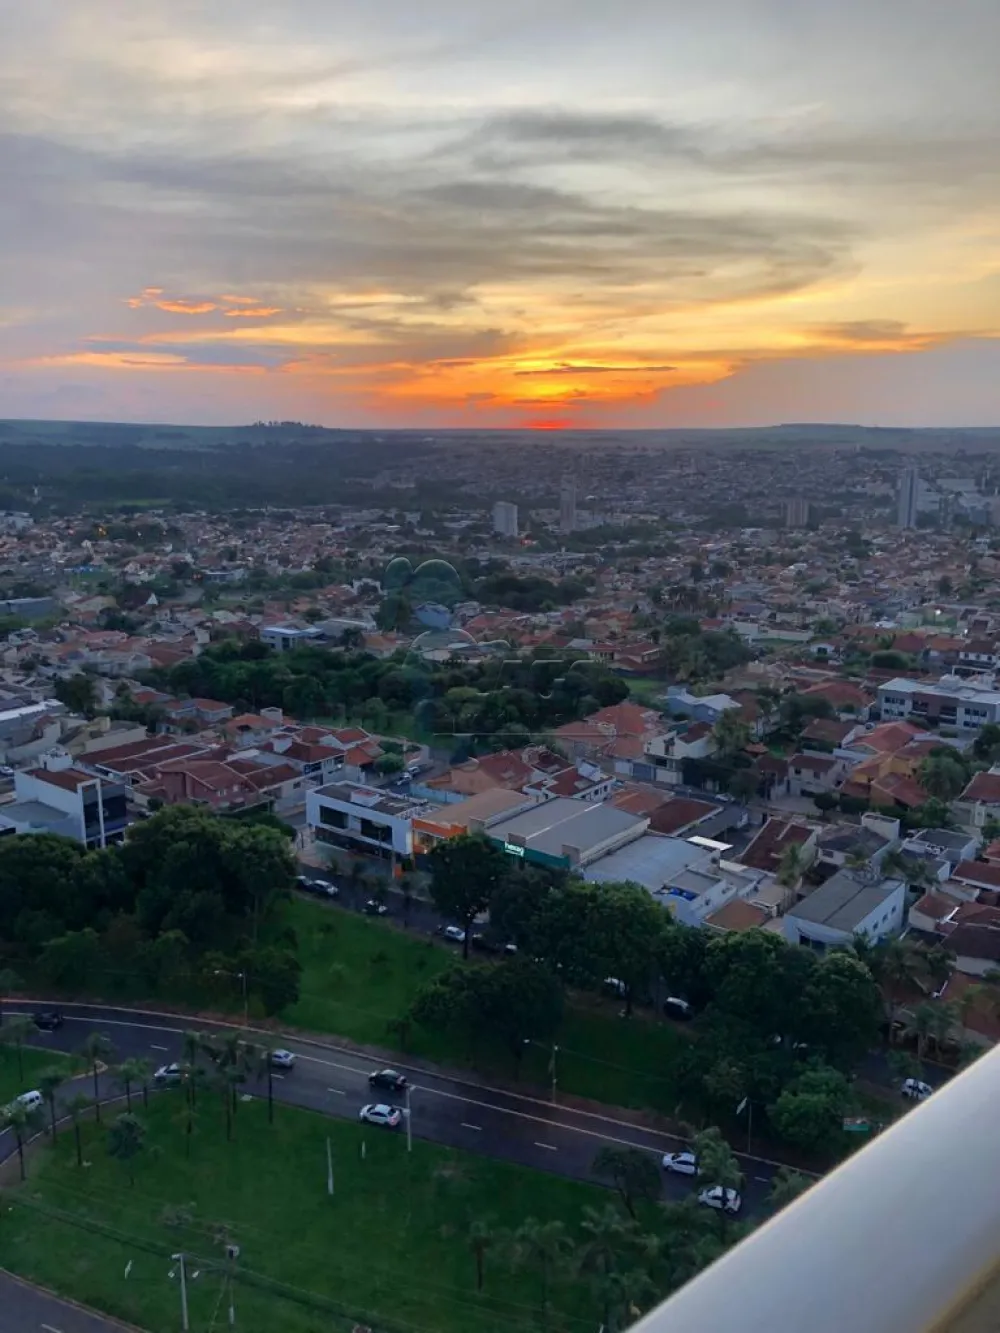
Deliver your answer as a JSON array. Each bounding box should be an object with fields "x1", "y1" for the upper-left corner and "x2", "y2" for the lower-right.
[
  {"x1": 897, "y1": 467, "x2": 920, "y2": 529},
  {"x1": 492, "y1": 500, "x2": 519, "y2": 538},
  {"x1": 785, "y1": 497, "x2": 811, "y2": 528},
  {"x1": 559, "y1": 477, "x2": 577, "y2": 533}
]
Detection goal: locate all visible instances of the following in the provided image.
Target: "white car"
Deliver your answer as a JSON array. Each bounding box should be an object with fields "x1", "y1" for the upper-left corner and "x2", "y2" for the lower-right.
[
  {"x1": 662, "y1": 1151, "x2": 698, "y2": 1175},
  {"x1": 901, "y1": 1077, "x2": 933, "y2": 1102},
  {"x1": 698, "y1": 1186, "x2": 742, "y2": 1215},
  {"x1": 270, "y1": 1049, "x2": 296, "y2": 1070},
  {"x1": 442, "y1": 926, "x2": 466, "y2": 943},
  {"x1": 314, "y1": 879, "x2": 339, "y2": 897},
  {"x1": 9, "y1": 1090, "x2": 43, "y2": 1114},
  {"x1": 359, "y1": 1103, "x2": 402, "y2": 1128},
  {"x1": 153, "y1": 1063, "x2": 183, "y2": 1086}
]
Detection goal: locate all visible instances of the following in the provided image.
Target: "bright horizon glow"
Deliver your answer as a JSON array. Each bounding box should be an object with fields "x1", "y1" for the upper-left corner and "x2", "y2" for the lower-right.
[{"x1": 1, "y1": 1, "x2": 999, "y2": 428}]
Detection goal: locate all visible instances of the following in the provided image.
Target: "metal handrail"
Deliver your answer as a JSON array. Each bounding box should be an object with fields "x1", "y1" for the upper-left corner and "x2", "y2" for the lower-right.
[{"x1": 634, "y1": 1046, "x2": 1000, "y2": 1333}]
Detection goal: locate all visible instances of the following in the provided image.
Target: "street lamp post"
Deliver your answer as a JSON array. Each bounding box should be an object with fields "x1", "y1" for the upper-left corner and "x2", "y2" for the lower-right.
[
  {"x1": 404, "y1": 1083, "x2": 412, "y2": 1153},
  {"x1": 171, "y1": 1252, "x2": 190, "y2": 1332},
  {"x1": 550, "y1": 1043, "x2": 559, "y2": 1103}
]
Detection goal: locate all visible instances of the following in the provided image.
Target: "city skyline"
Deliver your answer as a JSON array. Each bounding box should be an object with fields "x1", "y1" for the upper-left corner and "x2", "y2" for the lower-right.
[{"x1": 2, "y1": 1, "x2": 999, "y2": 429}]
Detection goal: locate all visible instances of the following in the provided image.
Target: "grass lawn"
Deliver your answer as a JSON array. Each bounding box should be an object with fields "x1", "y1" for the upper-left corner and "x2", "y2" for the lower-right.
[
  {"x1": 4, "y1": 1094, "x2": 613, "y2": 1333},
  {"x1": 283, "y1": 899, "x2": 689, "y2": 1115},
  {"x1": 0, "y1": 1045, "x2": 79, "y2": 1106}
]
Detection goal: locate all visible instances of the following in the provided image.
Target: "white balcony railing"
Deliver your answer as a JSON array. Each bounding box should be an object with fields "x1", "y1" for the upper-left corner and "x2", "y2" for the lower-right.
[{"x1": 635, "y1": 1045, "x2": 1000, "y2": 1333}]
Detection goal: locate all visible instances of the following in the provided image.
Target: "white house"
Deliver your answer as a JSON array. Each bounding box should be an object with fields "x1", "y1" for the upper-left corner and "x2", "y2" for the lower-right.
[
  {"x1": 782, "y1": 868, "x2": 907, "y2": 951},
  {"x1": 306, "y1": 781, "x2": 426, "y2": 864}
]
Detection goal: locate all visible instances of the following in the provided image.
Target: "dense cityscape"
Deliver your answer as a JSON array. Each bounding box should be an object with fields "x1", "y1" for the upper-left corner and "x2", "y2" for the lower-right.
[{"x1": 3, "y1": 2, "x2": 1000, "y2": 1331}]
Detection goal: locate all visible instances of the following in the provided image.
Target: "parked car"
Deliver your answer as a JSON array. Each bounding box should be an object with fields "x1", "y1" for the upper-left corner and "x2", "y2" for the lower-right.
[
  {"x1": 364, "y1": 899, "x2": 388, "y2": 916},
  {"x1": 441, "y1": 925, "x2": 466, "y2": 944},
  {"x1": 295, "y1": 874, "x2": 316, "y2": 891},
  {"x1": 698, "y1": 1186, "x2": 742, "y2": 1214},
  {"x1": 359, "y1": 1103, "x2": 402, "y2": 1128},
  {"x1": 32, "y1": 1010, "x2": 64, "y2": 1031},
  {"x1": 901, "y1": 1077, "x2": 933, "y2": 1102},
  {"x1": 153, "y1": 1063, "x2": 184, "y2": 1086},
  {"x1": 663, "y1": 996, "x2": 694, "y2": 1021},
  {"x1": 10, "y1": 1090, "x2": 43, "y2": 1113},
  {"x1": 602, "y1": 977, "x2": 627, "y2": 997},
  {"x1": 270, "y1": 1049, "x2": 296, "y2": 1070},
  {"x1": 662, "y1": 1151, "x2": 698, "y2": 1175},
  {"x1": 369, "y1": 1068, "x2": 408, "y2": 1092},
  {"x1": 471, "y1": 933, "x2": 518, "y2": 955},
  {"x1": 313, "y1": 879, "x2": 339, "y2": 897}
]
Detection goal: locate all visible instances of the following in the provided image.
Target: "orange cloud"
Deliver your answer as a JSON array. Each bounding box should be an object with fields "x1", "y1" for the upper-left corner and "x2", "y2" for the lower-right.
[
  {"x1": 24, "y1": 350, "x2": 264, "y2": 374},
  {"x1": 224, "y1": 306, "x2": 282, "y2": 318},
  {"x1": 220, "y1": 294, "x2": 262, "y2": 306},
  {"x1": 153, "y1": 299, "x2": 218, "y2": 314}
]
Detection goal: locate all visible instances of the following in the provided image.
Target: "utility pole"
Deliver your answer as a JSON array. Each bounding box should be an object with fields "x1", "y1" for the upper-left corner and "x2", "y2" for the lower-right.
[
  {"x1": 550, "y1": 1044, "x2": 559, "y2": 1103},
  {"x1": 172, "y1": 1253, "x2": 190, "y2": 1332},
  {"x1": 404, "y1": 1083, "x2": 412, "y2": 1153},
  {"x1": 326, "y1": 1136, "x2": 334, "y2": 1195}
]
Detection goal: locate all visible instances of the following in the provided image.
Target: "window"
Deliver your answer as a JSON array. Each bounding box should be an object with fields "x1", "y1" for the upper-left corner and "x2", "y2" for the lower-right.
[{"x1": 319, "y1": 806, "x2": 348, "y2": 830}]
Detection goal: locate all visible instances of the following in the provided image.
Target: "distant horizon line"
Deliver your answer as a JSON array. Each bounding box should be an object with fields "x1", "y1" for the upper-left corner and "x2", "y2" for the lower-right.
[{"x1": 3, "y1": 417, "x2": 1000, "y2": 435}]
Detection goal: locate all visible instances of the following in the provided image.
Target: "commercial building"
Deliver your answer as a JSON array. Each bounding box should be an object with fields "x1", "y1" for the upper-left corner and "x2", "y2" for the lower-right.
[
  {"x1": 306, "y1": 781, "x2": 428, "y2": 863},
  {"x1": 782, "y1": 867, "x2": 906, "y2": 951},
  {"x1": 492, "y1": 501, "x2": 519, "y2": 538},
  {"x1": 260, "y1": 624, "x2": 325, "y2": 652},
  {"x1": 0, "y1": 754, "x2": 128, "y2": 847},
  {"x1": 878, "y1": 676, "x2": 1000, "y2": 730},
  {"x1": 486, "y1": 797, "x2": 646, "y2": 869},
  {"x1": 897, "y1": 466, "x2": 920, "y2": 529}
]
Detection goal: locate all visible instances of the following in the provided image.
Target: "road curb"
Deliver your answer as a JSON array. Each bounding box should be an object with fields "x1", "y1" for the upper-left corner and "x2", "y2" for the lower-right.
[{"x1": 0, "y1": 1267, "x2": 147, "y2": 1331}]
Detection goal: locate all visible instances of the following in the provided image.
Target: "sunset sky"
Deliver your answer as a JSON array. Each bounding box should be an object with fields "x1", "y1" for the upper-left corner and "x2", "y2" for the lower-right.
[{"x1": 2, "y1": 0, "x2": 999, "y2": 429}]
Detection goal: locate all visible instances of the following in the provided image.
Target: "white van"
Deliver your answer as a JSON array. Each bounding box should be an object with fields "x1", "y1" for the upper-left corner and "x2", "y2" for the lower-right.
[{"x1": 9, "y1": 1090, "x2": 43, "y2": 1114}]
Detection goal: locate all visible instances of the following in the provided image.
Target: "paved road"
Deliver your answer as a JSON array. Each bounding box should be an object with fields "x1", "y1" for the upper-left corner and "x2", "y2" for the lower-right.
[
  {"x1": 3, "y1": 1002, "x2": 784, "y2": 1215},
  {"x1": 0, "y1": 1270, "x2": 136, "y2": 1332}
]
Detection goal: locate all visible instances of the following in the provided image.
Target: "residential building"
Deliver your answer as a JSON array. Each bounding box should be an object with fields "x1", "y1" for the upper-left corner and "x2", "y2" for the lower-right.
[
  {"x1": 738, "y1": 816, "x2": 819, "y2": 878},
  {"x1": 260, "y1": 624, "x2": 325, "y2": 652},
  {"x1": 559, "y1": 476, "x2": 577, "y2": 533},
  {"x1": 878, "y1": 675, "x2": 1000, "y2": 730},
  {"x1": 0, "y1": 699, "x2": 67, "y2": 760},
  {"x1": 0, "y1": 754, "x2": 128, "y2": 847},
  {"x1": 492, "y1": 501, "x2": 519, "y2": 538},
  {"x1": 897, "y1": 465, "x2": 920, "y2": 529},
  {"x1": 956, "y1": 768, "x2": 1000, "y2": 829},
  {"x1": 785, "y1": 497, "x2": 811, "y2": 528},
  {"x1": 783, "y1": 868, "x2": 906, "y2": 950}
]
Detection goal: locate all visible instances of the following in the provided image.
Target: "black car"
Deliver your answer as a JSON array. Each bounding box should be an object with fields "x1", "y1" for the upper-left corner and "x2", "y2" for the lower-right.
[
  {"x1": 33, "y1": 1009, "x2": 64, "y2": 1031},
  {"x1": 369, "y1": 1068, "x2": 408, "y2": 1092},
  {"x1": 364, "y1": 899, "x2": 388, "y2": 916}
]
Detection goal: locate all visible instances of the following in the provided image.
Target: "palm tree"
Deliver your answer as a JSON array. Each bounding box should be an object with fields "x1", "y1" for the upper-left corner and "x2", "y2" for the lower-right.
[
  {"x1": 777, "y1": 843, "x2": 806, "y2": 889},
  {"x1": 107, "y1": 1111, "x2": 146, "y2": 1187},
  {"x1": 80, "y1": 1032, "x2": 115, "y2": 1123},
  {"x1": 252, "y1": 1041, "x2": 279, "y2": 1125},
  {"x1": 876, "y1": 937, "x2": 925, "y2": 1030},
  {"x1": 887, "y1": 1048, "x2": 924, "y2": 1085},
  {"x1": 38, "y1": 1066, "x2": 67, "y2": 1142},
  {"x1": 117, "y1": 1057, "x2": 149, "y2": 1113},
  {"x1": 2, "y1": 1099, "x2": 42, "y2": 1181},
  {"x1": 909, "y1": 1002, "x2": 938, "y2": 1060},
  {"x1": 1, "y1": 1014, "x2": 35, "y2": 1082},
  {"x1": 981, "y1": 814, "x2": 1000, "y2": 849},
  {"x1": 468, "y1": 1217, "x2": 497, "y2": 1293},
  {"x1": 65, "y1": 1094, "x2": 92, "y2": 1167},
  {"x1": 712, "y1": 709, "x2": 751, "y2": 760},
  {"x1": 577, "y1": 1204, "x2": 639, "y2": 1327},
  {"x1": 593, "y1": 1266, "x2": 656, "y2": 1333},
  {"x1": 768, "y1": 1168, "x2": 812, "y2": 1214},
  {"x1": 0, "y1": 966, "x2": 21, "y2": 1026},
  {"x1": 509, "y1": 1219, "x2": 574, "y2": 1327}
]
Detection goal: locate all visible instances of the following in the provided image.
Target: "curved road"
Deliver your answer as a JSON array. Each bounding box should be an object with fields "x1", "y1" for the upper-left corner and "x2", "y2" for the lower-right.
[
  {"x1": 4, "y1": 1001, "x2": 785, "y2": 1199},
  {"x1": 1, "y1": 1000, "x2": 787, "y2": 1329}
]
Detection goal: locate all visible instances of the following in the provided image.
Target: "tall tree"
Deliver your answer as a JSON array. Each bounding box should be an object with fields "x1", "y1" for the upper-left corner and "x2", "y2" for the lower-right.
[
  {"x1": 0, "y1": 966, "x2": 21, "y2": 1026},
  {"x1": 2, "y1": 1098, "x2": 42, "y2": 1181},
  {"x1": 768, "y1": 1167, "x2": 813, "y2": 1214},
  {"x1": 1, "y1": 1014, "x2": 36, "y2": 1082},
  {"x1": 65, "y1": 1093, "x2": 92, "y2": 1167},
  {"x1": 712, "y1": 708, "x2": 751, "y2": 760},
  {"x1": 468, "y1": 1217, "x2": 497, "y2": 1293},
  {"x1": 427, "y1": 834, "x2": 508, "y2": 958},
  {"x1": 592, "y1": 1146, "x2": 662, "y2": 1220},
  {"x1": 107, "y1": 1112, "x2": 146, "y2": 1186},
  {"x1": 509, "y1": 1218, "x2": 574, "y2": 1327},
  {"x1": 116, "y1": 1057, "x2": 150, "y2": 1114},
  {"x1": 38, "y1": 1066, "x2": 67, "y2": 1142},
  {"x1": 80, "y1": 1032, "x2": 115, "y2": 1124}
]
